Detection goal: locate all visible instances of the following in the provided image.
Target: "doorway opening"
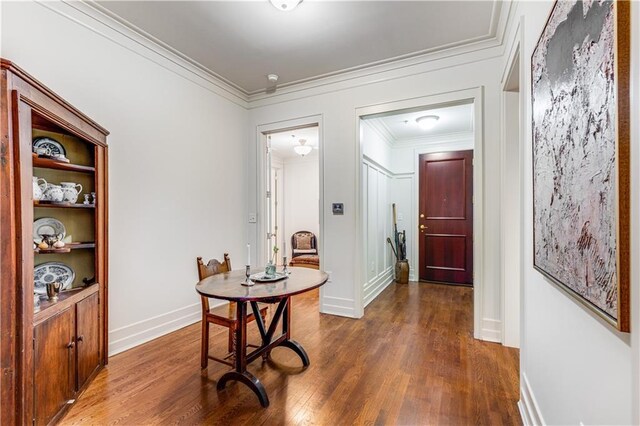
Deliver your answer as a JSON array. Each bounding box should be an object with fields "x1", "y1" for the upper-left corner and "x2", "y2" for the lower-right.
[
  {"x1": 355, "y1": 88, "x2": 484, "y2": 338},
  {"x1": 359, "y1": 101, "x2": 475, "y2": 292},
  {"x1": 256, "y1": 119, "x2": 322, "y2": 310},
  {"x1": 265, "y1": 125, "x2": 321, "y2": 273}
]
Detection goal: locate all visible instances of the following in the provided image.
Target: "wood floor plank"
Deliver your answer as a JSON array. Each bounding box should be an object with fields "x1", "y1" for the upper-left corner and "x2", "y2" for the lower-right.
[{"x1": 61, "y1": 282, "x2": 521, "y2": 425}]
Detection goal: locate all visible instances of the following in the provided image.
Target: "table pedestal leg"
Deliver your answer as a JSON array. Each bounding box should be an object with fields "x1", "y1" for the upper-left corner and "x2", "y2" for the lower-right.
[
  {"x1": 216, "y1": 300, "x2": 271, "y2": 407},
  {"x1": 278, "y1": 340, "x2": 309, "y2": 366},
  {"x1": 277, "y1": 297, "x2": 309, "y2": 366},
  {"x1": 216, "y1": 370, "x2": 269, "y2": 407}
]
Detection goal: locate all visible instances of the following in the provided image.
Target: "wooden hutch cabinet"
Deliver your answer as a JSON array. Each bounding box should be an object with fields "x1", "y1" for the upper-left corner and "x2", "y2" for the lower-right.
[{"x1": 0, "y1": 59, "x2": 109, "y2": 425}]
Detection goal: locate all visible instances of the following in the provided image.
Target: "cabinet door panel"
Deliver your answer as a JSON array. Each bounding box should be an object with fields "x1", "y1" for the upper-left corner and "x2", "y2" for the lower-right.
[
  {"x1": 76, "y1": 292, "x2": 100, "y2": 390},
  {"x1": 34, "y1": 308, "x2": 74, "y2": 426}
]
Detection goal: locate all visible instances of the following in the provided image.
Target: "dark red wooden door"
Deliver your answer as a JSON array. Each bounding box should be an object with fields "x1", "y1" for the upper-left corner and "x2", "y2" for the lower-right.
[{"x1": 419, "y1": 150, "x2": 473, "y2": 285}]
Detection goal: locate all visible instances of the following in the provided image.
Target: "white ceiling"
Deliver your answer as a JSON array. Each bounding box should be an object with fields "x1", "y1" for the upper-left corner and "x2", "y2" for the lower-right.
[
  {"x1": 269, "y1": 126, "x2": 319, "y2": 160},
  {"x1": 94, "y1": 1, "x2": 502, "y2": 94},
  {"x1": 365, "y1": 102, "x2": 473, "y2": 142}
]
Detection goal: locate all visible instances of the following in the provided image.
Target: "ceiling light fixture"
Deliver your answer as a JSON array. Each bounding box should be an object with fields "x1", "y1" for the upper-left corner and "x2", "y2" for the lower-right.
[
  {"x1": 416, "y1": 115, "x2": 440, "y2": 130},
  {"x1": 269, "y1": 0, "x2": 302, "y2": 12},
  {"x1": 294, "y1": 139, "x2": 312, "y2": 156}
]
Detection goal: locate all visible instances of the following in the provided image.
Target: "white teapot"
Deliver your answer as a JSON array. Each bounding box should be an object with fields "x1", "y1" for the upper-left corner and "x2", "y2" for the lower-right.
[
  {"x1": 43, "y1": 184, "x2": 64, "y2": 203},
  {"x1": 60, "y1": 182, "x2": 83, "y2": 204},
  {"x1": 32, "y1": 177, "x2": 47, "y2": 201}
]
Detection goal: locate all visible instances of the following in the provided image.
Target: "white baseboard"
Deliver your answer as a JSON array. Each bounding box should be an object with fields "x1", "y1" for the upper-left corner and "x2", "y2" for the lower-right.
[
  {"x1": 363, "y1": 267, "x2": 394, "y2": 307},
  {"x1": 519, "y1": 372, "x2": 545, "y2": 426},
  {"x1": 320, "y1": 295, "x2": 357, "y2": 318},
  {"x1": 108, "y1": 300, "x2": 225, "y2": 356},
  {"x1": 481, "y1": 318, "x2": 502, "y2": 342}
]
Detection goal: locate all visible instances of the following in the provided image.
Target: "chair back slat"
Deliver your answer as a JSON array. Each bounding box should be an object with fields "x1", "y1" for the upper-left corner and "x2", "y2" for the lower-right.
[{"x1": 196, "y1": 254, "x2": 232, "y2": 313}]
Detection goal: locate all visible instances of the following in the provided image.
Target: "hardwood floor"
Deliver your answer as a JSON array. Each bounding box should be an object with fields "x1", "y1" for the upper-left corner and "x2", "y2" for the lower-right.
[{"x1": 61, "y1": 282, "x2": 521, "y2": 425}]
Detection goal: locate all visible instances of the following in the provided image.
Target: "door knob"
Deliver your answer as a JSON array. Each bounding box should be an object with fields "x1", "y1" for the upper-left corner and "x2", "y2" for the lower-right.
[
  {"x1": 77, "y1": 335, "x2": 84, "y2": 343},
  {"x1": 66, "y1": 341, "x2": 75, "y2": 349},
  {"x1": 420, "y1": 213, "x2": 425, "y2": 218},
  {"x1": 420, "y1": 224, "x2": 426, "y2": 229}
]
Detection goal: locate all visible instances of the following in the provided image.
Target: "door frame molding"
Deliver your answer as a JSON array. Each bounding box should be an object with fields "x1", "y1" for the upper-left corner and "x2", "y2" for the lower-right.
[
  {"x1": 499, "y1": 18, "x2": 524, "y2": 349},
  {"x1": 255, "y1": 114, "x2": 325, "y2": 303},
  {"x1": 355, "y1": 87, "x2": 485, "y2": 339}
]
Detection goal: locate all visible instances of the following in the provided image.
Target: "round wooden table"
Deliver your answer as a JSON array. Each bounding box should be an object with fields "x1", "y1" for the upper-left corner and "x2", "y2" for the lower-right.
[{"x1": 196, "y1": 267, "x2": 328, "y2": 407}]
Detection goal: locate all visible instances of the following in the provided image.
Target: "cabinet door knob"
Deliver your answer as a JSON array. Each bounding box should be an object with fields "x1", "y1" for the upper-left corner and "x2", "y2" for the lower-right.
[
  {"x1": 77, "y1": 335, "x2": 84, "y2": 343},
  {"x1": 66, "y1": 341, "x2": 75, "y2": 349}
]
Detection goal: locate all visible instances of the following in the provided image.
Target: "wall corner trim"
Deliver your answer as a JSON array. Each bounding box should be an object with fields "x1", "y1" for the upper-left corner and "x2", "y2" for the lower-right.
[{"x1": 518, "y1": 372, "x2": 546, "y2": 426}]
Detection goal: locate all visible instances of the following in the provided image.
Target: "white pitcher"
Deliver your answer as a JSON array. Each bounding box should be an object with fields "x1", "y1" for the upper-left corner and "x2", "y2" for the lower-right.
[
  {"x1": 32, "y1": 177, "x2": 47, "y2": 201},
  {"x1": 43, "y1": 184, "x2": 64, "y2": 203},
  {"x1": 60, "y1": 182, "x2": 83, "y2": 204}
]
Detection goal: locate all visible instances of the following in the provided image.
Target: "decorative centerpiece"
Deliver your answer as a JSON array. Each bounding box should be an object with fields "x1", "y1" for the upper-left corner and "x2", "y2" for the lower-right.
[{"x1": 265, "y1": 245, "x2": 278, "y2": 278}]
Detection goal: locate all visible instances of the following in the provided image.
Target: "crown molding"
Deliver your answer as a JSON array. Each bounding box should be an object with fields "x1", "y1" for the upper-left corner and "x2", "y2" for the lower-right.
[
  {"x1": 392, "y1": 130, "x2": 474, "y2": 148},
  {"x1": 39, "y1": 0, "x2": 250, "y2": 107},
  {"x1": 362, "y1": 119, "x2": 394, "y2": 151},
  {"x1": 248, "y1": 0, "x2": 513, "y2": 102},
  {"x1": 364, "y1": 116, "x2": 473, "y2": 150},
  {"x1": 48, "y1": 0, "x2": 515, "y2": 108}
]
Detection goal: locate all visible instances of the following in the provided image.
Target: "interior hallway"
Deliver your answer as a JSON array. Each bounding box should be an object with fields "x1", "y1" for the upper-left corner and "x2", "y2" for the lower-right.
[{"x1": 61, "y1": 282, "x2": 520, "y2": 425}]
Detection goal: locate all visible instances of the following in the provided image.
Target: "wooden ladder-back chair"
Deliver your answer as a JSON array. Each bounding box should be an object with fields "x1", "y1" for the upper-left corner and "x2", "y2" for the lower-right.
[{"x1": 196, "y1": 254, "x2": 268, "y2": 368}]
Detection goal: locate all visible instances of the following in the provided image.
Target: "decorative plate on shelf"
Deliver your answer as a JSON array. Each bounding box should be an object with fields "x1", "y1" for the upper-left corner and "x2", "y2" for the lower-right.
[
  {"x1": 34, "y1": 262, "x2": 75, "y2": 295},
  {"x1": 33, "y1": 137, "x2": 66, "y2": 157},
  {"x1": 249, "y1": 272, "x2": 288, "y2": 283},
  {"x1": 33, "y1": 217, "x2": 66, "y2": 243}
]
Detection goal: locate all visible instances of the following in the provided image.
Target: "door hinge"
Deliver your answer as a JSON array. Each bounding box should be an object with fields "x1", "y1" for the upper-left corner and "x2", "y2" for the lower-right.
[
  {"x1": 266, "y1": 191, "x2": 271, "y2": 198},
  {"x1": 32, "y1": 337, "x2": 35, "y2": 350},
  {"x1": 32, "y1": 418, "x2": 35, "y2": 426}
]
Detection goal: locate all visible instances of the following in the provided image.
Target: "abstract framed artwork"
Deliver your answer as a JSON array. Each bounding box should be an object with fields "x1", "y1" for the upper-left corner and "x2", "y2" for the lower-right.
[{"x1": 531, "y1": 0, "x2": 630, "y2": 331}]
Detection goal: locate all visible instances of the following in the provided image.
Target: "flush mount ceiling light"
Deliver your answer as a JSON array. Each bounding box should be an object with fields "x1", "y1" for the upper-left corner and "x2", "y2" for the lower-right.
[
  {"x1": 294, "y1": 139, "x2": 312, "y2": 156},
  {"x1": 269, "y1": 0, "x2": 302, "y2": 12},
  {"x1": 416, "y1": 115, "x2": 440, "y2": 130}
]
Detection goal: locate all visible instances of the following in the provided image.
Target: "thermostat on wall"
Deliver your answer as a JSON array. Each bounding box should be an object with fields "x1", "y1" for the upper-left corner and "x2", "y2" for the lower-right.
[{"x1": 332, "y1": 203, "x2": 344, "y2": 215}]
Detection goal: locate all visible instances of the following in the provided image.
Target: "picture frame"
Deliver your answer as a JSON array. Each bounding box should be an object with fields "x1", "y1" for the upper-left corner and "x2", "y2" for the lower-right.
[{"x1": 531, "y1": 0, "x2": 630, "y2": 331}]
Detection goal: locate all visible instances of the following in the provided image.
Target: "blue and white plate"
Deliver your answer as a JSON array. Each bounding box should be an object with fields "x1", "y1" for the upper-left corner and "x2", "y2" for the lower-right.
[
  {"x1": 33, "y1": 137, "x2": 66, "y2": 157},
  {"x1": 33, "y1": 217, "x2": 66, "y2": 244},
  {"x1": 34, "y1": 262, "x2": 75, "y2": 295}
]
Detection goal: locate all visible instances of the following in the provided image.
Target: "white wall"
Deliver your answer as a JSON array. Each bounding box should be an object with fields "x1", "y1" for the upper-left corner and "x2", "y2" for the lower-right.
[
  {"x1": 506, "y1": 2, "x2": 640, "y2": 424},
  {"x1": 1, "y1": 1, "x2": 249, "y2": 355},
  {"x1": 361, "y1": 122, "x2": 394, "y2": 305},
  {"x1": 282, "y1": 153, "x2": 320, "y2": 250}
]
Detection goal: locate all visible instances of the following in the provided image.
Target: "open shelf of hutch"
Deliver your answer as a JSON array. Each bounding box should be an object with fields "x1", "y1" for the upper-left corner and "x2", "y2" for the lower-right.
[{"x1": 1, "y1": 58, "x2": 109, "y2": 426}]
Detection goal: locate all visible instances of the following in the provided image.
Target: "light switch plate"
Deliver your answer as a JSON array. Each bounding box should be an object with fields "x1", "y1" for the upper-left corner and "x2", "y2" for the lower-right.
[{"x1": 248, "y1": 213, "x2": 257, "y2": 223}]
